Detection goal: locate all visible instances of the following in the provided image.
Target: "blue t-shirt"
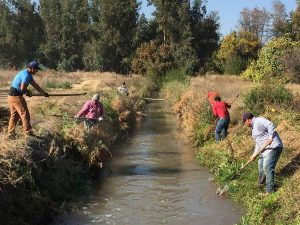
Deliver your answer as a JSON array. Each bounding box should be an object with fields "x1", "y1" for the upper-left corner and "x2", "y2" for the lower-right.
[{"x1": 11, "y1": 69, "x2": 33, "y2": 92}]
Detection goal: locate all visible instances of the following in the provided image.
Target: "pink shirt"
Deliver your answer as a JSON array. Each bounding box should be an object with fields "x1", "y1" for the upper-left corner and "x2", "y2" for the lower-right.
[{"x1": 76, "y1": 100, "x2": 104, "y2": 119}]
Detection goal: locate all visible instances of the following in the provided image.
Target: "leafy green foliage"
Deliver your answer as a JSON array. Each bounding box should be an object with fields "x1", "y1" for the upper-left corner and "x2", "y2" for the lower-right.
[
  {"x1": 217, "y1": 30, "x2": 261, "y2": 74},
  {"x1": 223, "y1": 55, "x2": 249, "y2": 75},
  {"x1": 242, "y1": 37, "x2": 297, "y2": 82},
  {"x1": 243, "y1": 83, "x2": 293, "y2": 114},
  {"x1": 0, "y1": 0, "x2": 44, "y2": 68},
  {"x1": 40, "y1": 0, "x2": 89, "y2": 71},
  {"x1": 281, "y1": 43, "x2": 300, "y2": 83},
  {"x1": 132, "y1": 41, "x2": 174, "y2": 77}
]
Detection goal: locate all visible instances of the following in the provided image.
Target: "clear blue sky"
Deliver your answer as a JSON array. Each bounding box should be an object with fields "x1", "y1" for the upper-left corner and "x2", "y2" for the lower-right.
[{"x1": 139, "y1": 0, "x2": 298, "y2": 37}]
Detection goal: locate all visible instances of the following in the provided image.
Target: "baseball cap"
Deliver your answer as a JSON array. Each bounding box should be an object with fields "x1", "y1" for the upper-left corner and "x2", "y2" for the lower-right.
[
  {"x1": 242, "y1": 112, "x2": 254, "y2": 123},
  {"x1": 27, "y1": 61, "x2": 41, "y2": 70},
  {"x1": 92, "y1": 93, "x2": 100, "y2": 101}
]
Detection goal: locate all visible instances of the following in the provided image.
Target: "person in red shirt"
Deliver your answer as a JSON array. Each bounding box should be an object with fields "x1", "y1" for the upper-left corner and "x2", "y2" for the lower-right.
[{"x1": 212, "y1": 96, "x2": 231, "y2": 141}]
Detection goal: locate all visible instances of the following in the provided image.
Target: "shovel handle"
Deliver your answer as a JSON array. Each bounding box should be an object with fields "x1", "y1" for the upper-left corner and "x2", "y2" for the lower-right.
[
  {"x1": 32, "y1": 93, "x2": 87, "y2": 96},
  {"x1": 231, "y1": 141, "x2": 270, "y2": 180}
]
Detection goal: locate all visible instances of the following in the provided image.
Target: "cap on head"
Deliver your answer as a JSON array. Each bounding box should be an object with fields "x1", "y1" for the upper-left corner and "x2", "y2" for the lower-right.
[
  {"x1": 242, "y1": 112, "x2": 254, "y2": 123},
  {"x1": 27, "y1": 61, "x2": 41, "y2": 70},
  {"x1": 92, "y1": 93, "x2": 100, "y2": 101}
]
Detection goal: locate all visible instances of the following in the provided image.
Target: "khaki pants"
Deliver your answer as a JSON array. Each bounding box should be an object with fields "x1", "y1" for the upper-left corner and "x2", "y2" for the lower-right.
[{"x1": 7, "y1": 95, "x2": 32, "y2": 134}]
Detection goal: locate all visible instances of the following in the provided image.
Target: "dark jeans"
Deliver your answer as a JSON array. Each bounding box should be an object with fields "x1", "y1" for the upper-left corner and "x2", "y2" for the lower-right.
[
  {"x1": 215, "y1": 117, "x2": 230, "y2": 141},
  {"x1": 258, "y1": 147, "x2": 283, "y2": 193}
]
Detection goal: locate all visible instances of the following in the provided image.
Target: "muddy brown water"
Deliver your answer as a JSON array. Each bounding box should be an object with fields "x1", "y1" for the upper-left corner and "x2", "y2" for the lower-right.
[{"x1": 57, "y1": 100, "x2": 243, "y2": 225}]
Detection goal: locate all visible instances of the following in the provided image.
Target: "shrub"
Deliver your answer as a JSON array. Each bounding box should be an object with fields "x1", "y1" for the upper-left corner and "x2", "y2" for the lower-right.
[
  {"x1": 223, "y1": 55, "x2": 248, "y2": 75},
  {"x1": 217, "y1": 30, "x2": 261, "y2": 74},
  {"x1": 163, "y1": 69, "x2": 189, "y2": 83},
  {"x1": 243, "y1": 83, "x2": 294, "y2": 114},
  {"x1": 281, "y1": 44, "x2": 300, "y2": 83},
  {"x1": 242, "y1": 37, "x2": 297, "y2": 82}
]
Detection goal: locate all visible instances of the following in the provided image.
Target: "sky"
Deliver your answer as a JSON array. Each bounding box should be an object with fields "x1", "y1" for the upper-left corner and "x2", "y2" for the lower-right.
[{"x1": 139, "y1": 0, "x2": 298, "y2": 37}]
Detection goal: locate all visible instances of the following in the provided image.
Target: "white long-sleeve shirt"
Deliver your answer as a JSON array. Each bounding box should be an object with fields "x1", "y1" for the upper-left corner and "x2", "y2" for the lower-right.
[{"x1": 251, "y1": 117, "x2": 283, "y2": 157}]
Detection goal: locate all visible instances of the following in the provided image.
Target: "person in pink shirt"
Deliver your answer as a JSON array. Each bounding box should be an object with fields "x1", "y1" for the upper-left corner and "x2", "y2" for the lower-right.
[
  {"x1": 75, "y1": 93, "x2": 104, "y2": 129},
  {"x1": 212, "y1": 96, "x2": 231, "y2": 141}
]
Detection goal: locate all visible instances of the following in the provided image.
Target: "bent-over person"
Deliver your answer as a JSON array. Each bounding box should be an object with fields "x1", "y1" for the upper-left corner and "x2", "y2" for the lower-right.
[
  {"x1": 75, "y1": 93, "x2": 104, "y2": 129},
  {"x1": 212, "y1": 96, "x2": 231, "y2": 141},
  {"x1": 243, "y1": 112, "x2": 283, "y2": 194}
]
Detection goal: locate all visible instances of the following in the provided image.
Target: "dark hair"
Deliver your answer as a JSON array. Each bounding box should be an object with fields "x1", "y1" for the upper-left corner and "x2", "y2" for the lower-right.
[
  {"x1": 214, "y1": 96, "x2": 221, "y2": 101},
  {"x1": 242, "y1": 112, "x2": 254, "y2": 123}
]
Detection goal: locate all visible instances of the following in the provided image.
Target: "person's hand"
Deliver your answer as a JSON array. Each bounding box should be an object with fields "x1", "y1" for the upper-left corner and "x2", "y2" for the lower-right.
[
  {"x1": 267, "y1": 138, "x2": 273, "y2": 145},
  {"x1": 26, "y1": 89, "x2": 32, "y2": 97},
  {"x1": 98, "y1": 117, "x2": 103, "y2": 121},
  {"x1": 249, "y1": 154, "x2": 256, "y2": 162},
  {"x1": 43, "y1": 92, "x2": 49, "y2": 97}
]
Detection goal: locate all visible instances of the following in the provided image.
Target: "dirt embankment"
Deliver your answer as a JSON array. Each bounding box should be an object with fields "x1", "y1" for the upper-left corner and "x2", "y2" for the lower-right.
[{"x1": 0, "y1": 71, "x2": 154, "y2": 225}]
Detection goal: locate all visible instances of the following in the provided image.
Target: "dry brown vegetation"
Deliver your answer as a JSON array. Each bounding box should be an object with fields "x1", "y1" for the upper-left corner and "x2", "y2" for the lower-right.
[{"x1": 0, "y1": 70, "x2": 153, "y2": 225}]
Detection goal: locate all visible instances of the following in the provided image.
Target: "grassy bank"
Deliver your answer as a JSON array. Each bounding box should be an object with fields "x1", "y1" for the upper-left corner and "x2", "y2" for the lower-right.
[
  {"x1": 161, "y1": 75, "x2": 300, "y2": 225},
  {"x1": 0, "y1": 71, "x2": 154, "y2": 225}
]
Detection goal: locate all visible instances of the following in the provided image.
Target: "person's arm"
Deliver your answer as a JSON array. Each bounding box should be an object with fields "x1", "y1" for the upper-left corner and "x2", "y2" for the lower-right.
[
  {"x1": 212, "y1": 104, "x2": 218, "y2": 117},
  {"x1": 30, "y1": 79, "x2": 45, "y2": 93},
  {"x1": 76, "y1": 101, "x2": 90, "y2": 118},
  {"x1": 225, "y1": 102, "x2": 231, "y2": 108},
  {"x1": 250, "y1": 139, "x2": 273, "y2": 161},
  {"x1": 20, "y1": 82, "x2": 29, "y2": 94}
]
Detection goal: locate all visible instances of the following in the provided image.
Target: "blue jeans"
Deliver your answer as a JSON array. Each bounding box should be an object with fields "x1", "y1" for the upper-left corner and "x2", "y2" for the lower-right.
[
  {"x1": 215, "y1": 117, "x2": 230, "y2": 141},
  {"x1": 84, "y1": 119, "x2": 96, "y2": 130},
  {"x1": 258, "y1": 147, "x2": 283, "y2": 193}
]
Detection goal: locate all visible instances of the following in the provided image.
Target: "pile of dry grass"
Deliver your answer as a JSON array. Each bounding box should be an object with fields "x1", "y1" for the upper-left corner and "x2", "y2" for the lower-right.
[{"x1": 174, "y1": 90, "x2": 204, "y2": 139}]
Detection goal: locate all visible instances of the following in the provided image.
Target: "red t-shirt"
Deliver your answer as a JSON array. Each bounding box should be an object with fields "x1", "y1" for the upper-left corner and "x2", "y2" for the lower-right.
[{"x1": 213, "y1": 101, "x2": 231, "y2": 118}]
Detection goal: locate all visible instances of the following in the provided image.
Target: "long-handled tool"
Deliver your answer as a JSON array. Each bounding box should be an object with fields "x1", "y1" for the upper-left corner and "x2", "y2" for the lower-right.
[
  {"x1": 105, "y1": 83, "x2": 114, "y2": 89},
  {"x1": 32, "y1": 92, "x2": 87, "y2": 97},
  {"x1": 229, "y1": 94, "x2": 240, "y2": 105},
  {"x1": 51, "y1": 114, "x2": 100, "y2": 121},
  {"x1": 230, "y1": 141, "x2": 270, "y2": 180}
]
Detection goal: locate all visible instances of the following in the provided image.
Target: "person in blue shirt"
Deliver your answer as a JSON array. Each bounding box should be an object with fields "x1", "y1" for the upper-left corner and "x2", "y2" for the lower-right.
[
  {"x1": 242, "y1": 112, "x2": 283, "y2": 194},
  {"x1": 7, "y1": 61, "x2": 49, "y2": 138}
]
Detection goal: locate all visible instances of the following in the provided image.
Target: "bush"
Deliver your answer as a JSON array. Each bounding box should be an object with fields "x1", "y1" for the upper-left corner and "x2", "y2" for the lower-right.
[
  {"x1": 163, "y1": 69, "x2": 189, "y2": 83},
  {"x1": 243, "y1": 83, "x2": 293, "y2": 114},
  {"x1": 224, "y1": 55, "x2": 248, "y2": 75},
  {"x1": 242, "y1": 37, "x2": 297, "y2": 82},
  {"x1": 281, "y1": 44, "x2": 300, "y2": 83}
]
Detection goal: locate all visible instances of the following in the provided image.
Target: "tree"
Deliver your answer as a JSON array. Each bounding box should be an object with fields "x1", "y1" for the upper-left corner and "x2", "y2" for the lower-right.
[
  {"x1": 293, "y1": 0, "x2": 300, "y2": 40},
  {"x1": 271, "y1": 0, "x2": 288, "y2": 37},
  {"x1": 190, "y1": 0, "x2": 220, "y2": 71},
  {"x1": 134, "y1": 13, "x2": 158, "y2": 49},
  {"x1": 150, "y1": 0, "x2": 181, "y2": 45},
  {"x1": 217, "y1": 30, "x2": 261, "y2": 74},
  {"x1": 239, "y1": 7, "x2": 271, "y2": 42},
  {"x1": 40, "y1": 0, "x2": 89, "y2": 71},
  {"x1": 0, "y1": 0, "x2": 44, "y2": 68},
  {"x1": 88, "y1": 0, "x2": 138, "y2": 73}
]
